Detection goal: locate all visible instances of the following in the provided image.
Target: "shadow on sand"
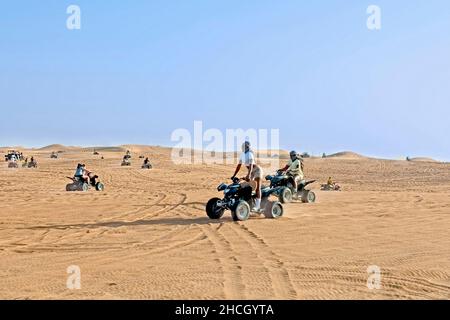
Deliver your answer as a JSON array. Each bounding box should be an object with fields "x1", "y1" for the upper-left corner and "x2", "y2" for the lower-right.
[{"x1": 20, "y1": 215, "x2": 234, "y2": 231}]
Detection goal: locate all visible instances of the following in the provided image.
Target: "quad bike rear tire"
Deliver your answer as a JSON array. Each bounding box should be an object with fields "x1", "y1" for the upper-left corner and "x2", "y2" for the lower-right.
[
  {"x1": 301, "y1": 190, "x2": 316, "y2": 203},
  {"x1": 264, "y1": 201, "x2": 283, "y2": 219},
  {"x1": 278, "y1": 187, "x2": 293, "y2": 203},
  {"x1": 231, "y1": 200, "x2": 250, "y2": 221},
  {"x1": 206, "y1": 197, "x2": 225, "y2": 220}
]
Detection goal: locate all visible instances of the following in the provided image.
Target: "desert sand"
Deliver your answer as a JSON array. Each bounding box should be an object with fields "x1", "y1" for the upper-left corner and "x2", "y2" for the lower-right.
[{"x1": 0, "y1": 146, "x2": 449, "y2": 300}]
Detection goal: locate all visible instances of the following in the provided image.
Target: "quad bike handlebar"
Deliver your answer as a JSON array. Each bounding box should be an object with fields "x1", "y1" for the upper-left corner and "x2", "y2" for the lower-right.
[{"x1": 231, "y1": 176, "x2": 250, "y2": 184}]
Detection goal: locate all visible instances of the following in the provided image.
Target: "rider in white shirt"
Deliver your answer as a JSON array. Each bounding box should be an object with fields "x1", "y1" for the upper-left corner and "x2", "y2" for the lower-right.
[{"x1": 232, "y1": 141, "x2": 263, "y2": 213}]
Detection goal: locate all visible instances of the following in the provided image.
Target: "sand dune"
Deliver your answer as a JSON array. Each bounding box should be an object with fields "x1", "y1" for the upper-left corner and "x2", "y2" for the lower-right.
[
  {"x1": 1, "y1": 146, "x2": 449, "y2": 300},
  {"x1": 38, "y1": 144, "x2": 73, "y2": 151},
  {"x1": 326, "y1": 151, "x2": 366, "y2": 159},
  {"x1": 408, "y1": 157, "x2": 439, "y2": 163}
]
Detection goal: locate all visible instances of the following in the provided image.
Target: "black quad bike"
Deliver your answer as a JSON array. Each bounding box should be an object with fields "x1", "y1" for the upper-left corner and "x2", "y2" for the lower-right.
[
  {"x1": 66, "y1": 175, "x2": 104, "y2": 192},
  {"x1": 265, "y1": 171, "x2": 316, "y2": 204},
  {"x1": 206, "y1": 177, "x2": 284, "y2": 221},
  {"x1": 23, "y1": 160, "x2": 38, "y2": 168}
]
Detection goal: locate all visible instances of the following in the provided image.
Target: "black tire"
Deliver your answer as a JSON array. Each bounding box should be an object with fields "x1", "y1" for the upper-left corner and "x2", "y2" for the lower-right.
[
  {"x1": 66, "y1": 184, "x2": 72, "y2": 191},
  {"x1": 231, "y1": 200, "x2": 250, "y2": 221},
  {"x1": 206, "y1": 198, "x2": 225, "y2": 220},
  {"x1": 278, "y1": 187, "x2": 293, "y2": 203},
  {"x1": 96, "y1": 182, "x2": 105, "y2": 191},
  {"x1": 301, "y1": 190, "x2": 316, "y2": 203},
  {"x1": 264, "y1": 201, "x2": 284, "y2": 219}
]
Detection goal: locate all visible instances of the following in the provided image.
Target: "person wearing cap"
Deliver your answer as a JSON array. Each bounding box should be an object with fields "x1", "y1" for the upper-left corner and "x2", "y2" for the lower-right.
[
  {"x1": 231, "y1": 141, "x2": 263, "y2": 213},
  {"x1": 279, "y1": 150, "x2": 304, "y2": 192}
]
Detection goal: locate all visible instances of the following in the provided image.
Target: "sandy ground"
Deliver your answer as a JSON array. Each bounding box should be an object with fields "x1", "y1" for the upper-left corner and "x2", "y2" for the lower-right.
[{"x1": 0, "y1": 146, "x2": 449, "y2": 300}]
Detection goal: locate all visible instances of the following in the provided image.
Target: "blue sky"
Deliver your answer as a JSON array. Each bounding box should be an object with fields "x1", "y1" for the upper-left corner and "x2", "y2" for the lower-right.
[{"x1": 1, "y1": 1, "x2": 449, "y2": 160}]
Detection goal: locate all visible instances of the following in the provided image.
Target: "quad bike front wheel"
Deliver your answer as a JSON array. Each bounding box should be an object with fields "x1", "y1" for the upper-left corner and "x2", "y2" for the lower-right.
[
  {"x1": 301, "y1": 190, "x2": 316, "y2": 203},
  {"x1": 95, "y1": 182, "x2": 105, "y2": 191},
  {"x1": 206, "y1": 197, "x2": 225, "y2": 220},
  {"x1": 264, "y1": 201, "x2": 283, "y2": 219},
  {"x1": 278, "y1": 187, "x2": 293, "y2": 203},
  {"x1": 231, "y1": 200, "x2": 250, "y2": 221}
]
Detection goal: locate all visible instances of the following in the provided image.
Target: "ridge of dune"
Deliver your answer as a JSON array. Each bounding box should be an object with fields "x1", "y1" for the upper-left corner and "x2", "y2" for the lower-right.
[
  {"x1": 120, "y1": 144, "x2": 171, "y2": 154},
  {"x1": 408, "y1": 157, "x2": 438, "y2": 163},
  {"x1": 326, "y1": 151, "x2": 366, "y2": 159},
  {"x1": 38, "y1": 144, "x2": 74, "y2": 151},
  {"x1": 82, "y1": 146, "x2": 127, "y2": 153}
]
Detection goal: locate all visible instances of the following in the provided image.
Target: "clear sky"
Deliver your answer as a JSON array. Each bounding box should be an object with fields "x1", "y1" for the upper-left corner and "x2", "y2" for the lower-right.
[{"x1": 1, "y1": 0, "x2": 449, "y2": 160}]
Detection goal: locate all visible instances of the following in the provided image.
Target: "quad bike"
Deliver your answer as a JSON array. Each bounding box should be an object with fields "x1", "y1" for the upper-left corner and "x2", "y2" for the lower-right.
[
  {"x1": 139, "y1": 155, "x2": 144, "y2": 159},
  {"x1": 321, "y1": 183, "x2": 341, "y2": 191},
  {"x1": 28, "y1": 161, "x2": 38, "y2": 168},
  {"x1": 66, "y1": 175, "x2": 104, "y2": 192},
  {"x1": 8, "y1": 162, "x2": 18, "y2": 168},
  {"x1": 206, "y1": 177, "x2": 283, "y2": 221},
  {"x1": 141, "y1": 162, "x2": 152, "y2": 169},
  {"x1": 93, "y1": 151, "x2": 99, "y2": 155},
  {"x1": 265, "y1": 171, "x2": 316, "y2": 204},
  {"x1": 22, "y1": 161, "x2": 38, "y2": 168},
  {"x1": 50, "y1": 153, "x2": 58, "y2": 159},
  {"x1": 121, "y1": 158, "x2": 131, "y2": 166}
]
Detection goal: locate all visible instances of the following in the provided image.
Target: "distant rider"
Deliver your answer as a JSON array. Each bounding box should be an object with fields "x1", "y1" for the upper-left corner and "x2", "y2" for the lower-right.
[{"x1": 231, "y1": 141, "x2": 263, "y2": 213}]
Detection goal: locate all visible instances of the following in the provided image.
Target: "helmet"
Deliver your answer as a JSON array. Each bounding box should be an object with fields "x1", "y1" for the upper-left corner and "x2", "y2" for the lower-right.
[{"x1": 289, "y1": 150, "x2": 298, "y2": 160}]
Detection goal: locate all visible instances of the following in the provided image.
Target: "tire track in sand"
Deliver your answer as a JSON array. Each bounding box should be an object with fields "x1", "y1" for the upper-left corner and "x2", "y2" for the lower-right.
[
  {"x1": 226, "y1": 224, "x2": 298, "y2": 299},
  {"x1": 184, "y1": 200, "x2": 297, "y2": 298},
  {"x1": 173, "y1": 193, "x2": 247, "y2": 299}
]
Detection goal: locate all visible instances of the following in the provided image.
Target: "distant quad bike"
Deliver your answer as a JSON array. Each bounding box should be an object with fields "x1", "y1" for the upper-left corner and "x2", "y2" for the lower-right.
[
  {"x1": 8, "y1": 162, "x2": 18, "y2": 168},
  {"x1": 93, "y1": 151, "x2": 99, "y2": 155},
  {"x1": 23, "y1": 160, "x2": 38, "y2": 168},
  {"x1": 50, "y1": 152, "x2": 58, "y2": 159},
  {"x1": 28, "y1": 160, "x2": 38, "y2": 168},
  {"x1": 66, "y1": 175, "x2": 104, "y2": 192},
  {"x1": 265, "y1": 171, "x2": 316, "y2": 204},
  {"x1": 141, "y1": 162, "x2": 152, "y2": 169},
  {"x1": 321, "y1": 183, "x2": 341, "y2": 191},
  {"x1": 139, "y1": 155, "x2": 144, "y2": 159},
  {"x1": 206, "y1": 177, "x2": 283, "y2": 221},
  {"x1": 121, "y1": 158, "x2": 131, "y2": 166}
]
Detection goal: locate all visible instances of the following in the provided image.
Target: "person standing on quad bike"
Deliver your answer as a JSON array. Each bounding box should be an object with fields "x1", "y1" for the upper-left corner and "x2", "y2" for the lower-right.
[
  {"x1": 231, "y1": 141, "x2": 263, "y2": 213},
  {"x1": 279, "y1": 150, "x2": 304, "y2": 192}
]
